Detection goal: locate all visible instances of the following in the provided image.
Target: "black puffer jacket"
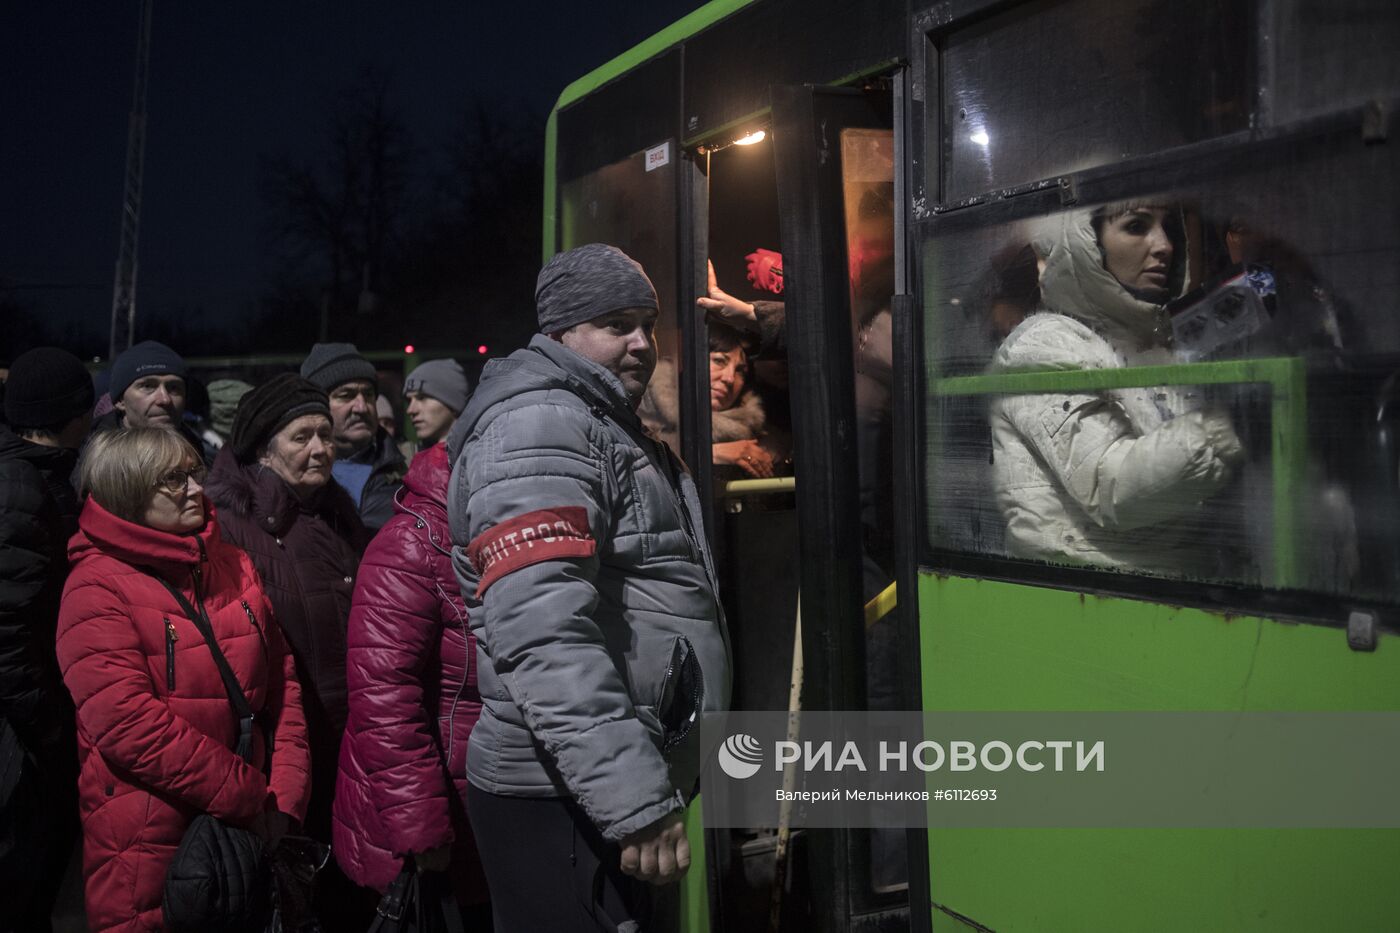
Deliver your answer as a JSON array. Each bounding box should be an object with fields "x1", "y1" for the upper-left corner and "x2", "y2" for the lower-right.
[
  {"x1": 0, "y1": 425, "x2": 80, "y2": 904},
  {"x1": 204, "y1": 447, "x2": 370, "y2": 839},
  {"x1": 0, "y1": 425, "x2": 79, "y2": 754}
]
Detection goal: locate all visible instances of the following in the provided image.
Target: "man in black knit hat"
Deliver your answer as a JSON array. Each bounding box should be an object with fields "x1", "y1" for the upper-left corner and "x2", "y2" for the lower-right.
[
  {"x1": 0, "y1": 347, "x2": 92, "y2": 930},
  {"x1": 300, "y1": 342, "x2": 404, "y2": 531},
  {"x1": 90, "y1": 340, "x2": 215, "y2": 463}
]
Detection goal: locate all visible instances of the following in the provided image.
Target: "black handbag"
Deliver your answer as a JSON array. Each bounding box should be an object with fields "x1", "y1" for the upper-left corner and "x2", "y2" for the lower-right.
[
  {"x1": 367, "y1": 866, "x2": 467, "y2": 933},
  {"x1": 156, "y1": 578, "x2": 273, "y2": 933}
]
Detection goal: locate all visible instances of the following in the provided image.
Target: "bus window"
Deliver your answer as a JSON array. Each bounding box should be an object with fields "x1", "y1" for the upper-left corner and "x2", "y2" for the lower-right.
[
  {"x1": 842, "y1": 128, "x2": 897, "y2": 602},
  {"x1": 939, "y1": 0, "x2": 1250, "y2": 202},
  {"x1": 559, "y1": 149, "x2": 682, "y2": 457},
  {"x1": 1273, "y1": 1, "x2": 1400, "y2": 123},
  {"x1": 705, "y1": 130, "x2": 795, "y2": 479},
  {"x1": 922, "y1": 143, "x2": 1400, "y2": 607}
]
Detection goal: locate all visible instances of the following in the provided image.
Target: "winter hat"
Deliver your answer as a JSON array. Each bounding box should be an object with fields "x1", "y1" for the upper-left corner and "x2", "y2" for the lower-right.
[
  {"x1": 109, "y1": 340, "x2": 185, "y2": 400},
  {"x1": 300, "y1": 342, "x2": 376, "y2": 392},
  {"x1": 4, "y1": 347, "x2": 95, "y2": 429},
  {"x1": 403, "y1": 358, "x2": 470, "y2": 414},
  {"x1": 207, "y1": 379, "x2": 253, "y2": 439},
  {"x1": 535, "y1": 243, "x2": 657, "y2": 334},
  {"x1": 229, "y1": 374, "x2": 331, "y2": 463}
]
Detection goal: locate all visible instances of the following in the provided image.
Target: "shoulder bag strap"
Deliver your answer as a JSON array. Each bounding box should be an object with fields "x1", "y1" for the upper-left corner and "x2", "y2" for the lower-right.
[{"x1": 156, "y1": 576, "x2": 256, "y2": 762}]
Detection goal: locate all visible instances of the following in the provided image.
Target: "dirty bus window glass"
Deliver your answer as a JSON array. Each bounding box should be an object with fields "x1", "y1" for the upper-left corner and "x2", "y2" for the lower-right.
[
  {"x1": 939, "y1": 0, "x2": 1250, "y2": 201},
  {"x1": 559, "y1": 147, "x2": 681, "y2": 456},
  {"x1": 840, "y1": 126, "x2": 905, "y2": 894},
  {"x1": 923, "y1": 159, "x2": 1400, "y2": 609},
  {"x1": 700, "y1": 133, "x2": 794, "y2": 483}
]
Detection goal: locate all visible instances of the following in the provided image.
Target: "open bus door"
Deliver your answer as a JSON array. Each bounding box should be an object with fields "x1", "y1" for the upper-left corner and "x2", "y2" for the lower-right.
[{"x1": 704, "y1": 81, "x2": 916, "y2": 933}]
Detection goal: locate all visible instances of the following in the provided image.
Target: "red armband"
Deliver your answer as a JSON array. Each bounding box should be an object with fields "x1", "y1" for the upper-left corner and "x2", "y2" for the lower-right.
[{"x1": 467, "y1": 506, "x2": 597, "y2": 596}]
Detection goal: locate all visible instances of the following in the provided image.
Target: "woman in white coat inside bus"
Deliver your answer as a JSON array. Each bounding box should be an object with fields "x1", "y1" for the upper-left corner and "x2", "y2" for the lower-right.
[{"x1": 988, "y1": 202, "x2": 1245, "y2": 577}]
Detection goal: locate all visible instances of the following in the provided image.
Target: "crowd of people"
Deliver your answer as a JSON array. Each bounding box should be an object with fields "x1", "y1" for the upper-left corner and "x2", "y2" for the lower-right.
[{"x1": 0, "y1": 242, "x2": 729, "y2": 933}]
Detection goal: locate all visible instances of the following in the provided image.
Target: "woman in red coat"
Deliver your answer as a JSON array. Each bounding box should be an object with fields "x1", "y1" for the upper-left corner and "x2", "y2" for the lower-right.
[
  {"x1": 57, "y1": 428, "x2": 310, "y2": 933},
  {"x1": 333, "y1": 440, "x2": 488, "y2": 915}
]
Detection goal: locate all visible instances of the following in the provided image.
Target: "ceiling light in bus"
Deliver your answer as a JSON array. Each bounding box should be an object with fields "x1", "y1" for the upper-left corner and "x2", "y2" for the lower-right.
[
  {"x1": 969, "y1": 129, "x2": 990, "y2": 147},
  {"x1": 734, "y1": 130, "x2": 766, "y2": 146}
]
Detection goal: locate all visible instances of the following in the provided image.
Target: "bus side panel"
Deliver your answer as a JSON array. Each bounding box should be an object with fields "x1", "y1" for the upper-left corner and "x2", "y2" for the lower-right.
[
  {"x1": 679, "y1": 797, "x2": 711, "y2": 933},
  {"x1": 928, "y1": 828, "x2": 1400, "y2": 933},
  {"x1": 919, "y1": 573, "x2": 1400, "y2": 932}
]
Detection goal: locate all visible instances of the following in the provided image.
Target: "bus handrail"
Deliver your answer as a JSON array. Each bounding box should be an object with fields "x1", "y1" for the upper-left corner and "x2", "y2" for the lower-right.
[
  {"x1": 926, "y1": 356, "x2": 1307, "y2": 589},
  {"x1": 722, "y1": 476, "x2": 796, "y2": 497},
  {"x1": 864, "y1": 581, "x2": 897, "y2": 628}
]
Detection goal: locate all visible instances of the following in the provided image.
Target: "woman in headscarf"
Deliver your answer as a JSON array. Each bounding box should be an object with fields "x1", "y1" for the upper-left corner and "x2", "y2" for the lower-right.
[{"x1": 989, "y1": 203, "x2": 1245, "y2": 576}]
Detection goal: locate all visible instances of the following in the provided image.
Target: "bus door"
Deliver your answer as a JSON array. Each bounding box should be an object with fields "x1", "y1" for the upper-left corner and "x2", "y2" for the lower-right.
[{"x1": 768, "y1": 81, "x2": 910, "y2": 932}]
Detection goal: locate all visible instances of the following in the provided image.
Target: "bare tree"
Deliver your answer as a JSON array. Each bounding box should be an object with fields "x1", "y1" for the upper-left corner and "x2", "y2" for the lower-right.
[{"x1": 261, "y1": 67, "x2": 415, "y2": 342}]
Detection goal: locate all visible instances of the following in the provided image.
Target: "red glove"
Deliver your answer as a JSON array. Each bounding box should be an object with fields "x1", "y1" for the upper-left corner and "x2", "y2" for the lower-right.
[{"x1": 745, "y1": 248, "x2": 784, "y2": 295}]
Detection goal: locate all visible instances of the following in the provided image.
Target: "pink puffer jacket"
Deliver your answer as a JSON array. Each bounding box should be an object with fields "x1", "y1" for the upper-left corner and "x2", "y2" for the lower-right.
[{"x1": 331, "y1": 443, "x2": 485, "y2": 900}]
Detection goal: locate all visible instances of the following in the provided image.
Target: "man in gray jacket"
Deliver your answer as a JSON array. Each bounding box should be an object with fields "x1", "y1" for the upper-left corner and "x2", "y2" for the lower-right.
[{"x1": 449, "y1": 243, "x2": 729, "y2": 931}]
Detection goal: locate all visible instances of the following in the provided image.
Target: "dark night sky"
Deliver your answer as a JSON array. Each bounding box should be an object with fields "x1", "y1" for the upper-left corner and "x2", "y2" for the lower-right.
[{"x1": 1, "y1": 1, "x2": 709, "y2": 357}]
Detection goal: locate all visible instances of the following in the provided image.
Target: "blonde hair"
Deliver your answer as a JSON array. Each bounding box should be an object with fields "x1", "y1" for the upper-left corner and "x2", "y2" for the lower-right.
[{"x1": 78, "y1": 428, "x2": 198, "y2": 522}]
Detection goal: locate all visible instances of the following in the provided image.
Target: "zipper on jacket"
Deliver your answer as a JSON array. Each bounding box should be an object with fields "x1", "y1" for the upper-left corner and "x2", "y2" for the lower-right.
[
  {"x1": 436, "y1": 582, "x2": 470, "y2": 770},
  {"x1": 242, "y1": 599, "x2": 272, "y2": 670},
  {"x1": 164, "y1": 618, "x2": 178, "y2": 691},
  {"x1": 241, "y1": 598, "x2": 262, "y2": 635}
]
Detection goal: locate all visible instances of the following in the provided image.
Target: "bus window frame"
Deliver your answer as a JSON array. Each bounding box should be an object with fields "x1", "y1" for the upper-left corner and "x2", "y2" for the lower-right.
[
  {"x1": 909, "y1": 93, "x2": 1400, "y2": 631},
  {"x1": 907, "y1": 0, "x2": 1400, "y2": 630}
]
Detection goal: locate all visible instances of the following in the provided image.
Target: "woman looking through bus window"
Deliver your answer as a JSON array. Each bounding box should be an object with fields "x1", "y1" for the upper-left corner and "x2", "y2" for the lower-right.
[{"x1": 988, "y1": 204, "x2": 1245, "y2": 577}]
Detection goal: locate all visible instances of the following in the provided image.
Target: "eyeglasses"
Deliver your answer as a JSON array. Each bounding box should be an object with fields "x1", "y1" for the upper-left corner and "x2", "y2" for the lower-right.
[{"x1": 153, "y1": 466, "x2": 207, "y2": 495}]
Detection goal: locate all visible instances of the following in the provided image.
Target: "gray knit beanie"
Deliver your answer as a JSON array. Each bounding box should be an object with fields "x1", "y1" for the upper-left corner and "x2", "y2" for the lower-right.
[
  {"x1": 535, "y1": 243, "x2": 658, "y2": 334},
  {"x1": 300, "y1": 342, "x2": 377, "y2": 392},
  {"x1": 403, "y1": 359, "x2": 471, "y2": 414}
]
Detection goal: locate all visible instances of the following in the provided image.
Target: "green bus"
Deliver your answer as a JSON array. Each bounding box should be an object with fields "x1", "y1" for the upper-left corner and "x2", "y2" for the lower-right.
[{"x1": 546, "y1": 1, "x2": 1400, "y2": 929}]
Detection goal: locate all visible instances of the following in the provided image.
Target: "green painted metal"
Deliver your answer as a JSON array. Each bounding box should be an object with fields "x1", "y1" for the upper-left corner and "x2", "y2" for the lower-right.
[
  {"x1": 928, "y1": 357, "x2": 1302, "y2": 397},
  {"x1": 542, "y1": 0, "x2": 758, "y2": 261},
  {"x1": 928, "y1": 356, "x2": 1308, "y2": 587},
  {"x1": 543, "y1": 109, "x2": 559, "y2": 263},
  {"x1": 918, "y1": 572, "x2": 1400, "y2": 931},
  {"x1": 678, "y1": 797, "x2": 712, "y2": 931},
  {"x1": 552, "y1": 0, "x2": 757, "y2": 115}
]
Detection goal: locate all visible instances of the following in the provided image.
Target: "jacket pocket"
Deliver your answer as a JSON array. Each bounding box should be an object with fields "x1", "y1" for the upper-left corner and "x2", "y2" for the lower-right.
[
  {"x1": 164, "y1": 618, "x2": 178, "y2": 692},
  {"x1": 657, "y1": 637, "x2": 704, "y2": 754}
]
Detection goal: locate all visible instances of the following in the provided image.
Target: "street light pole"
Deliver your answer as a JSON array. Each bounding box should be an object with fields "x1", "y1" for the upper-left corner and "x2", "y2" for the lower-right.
[{"x1": 109, "y1": 0, "x2": 154, "y2": 362}]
